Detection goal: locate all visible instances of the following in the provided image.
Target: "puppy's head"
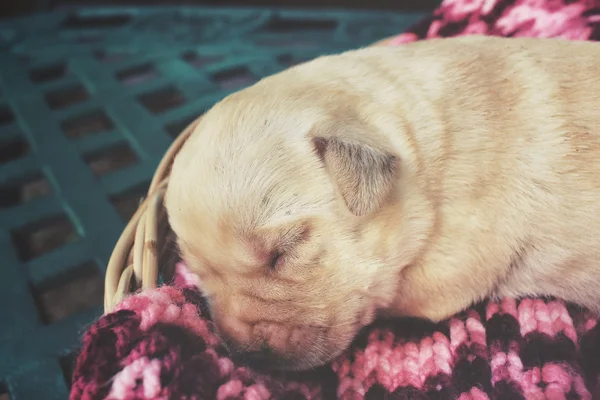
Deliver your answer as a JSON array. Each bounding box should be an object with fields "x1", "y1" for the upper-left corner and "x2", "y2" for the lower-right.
[{"x1": 165, "y1": 81, "x2": 400, "y2": 370}]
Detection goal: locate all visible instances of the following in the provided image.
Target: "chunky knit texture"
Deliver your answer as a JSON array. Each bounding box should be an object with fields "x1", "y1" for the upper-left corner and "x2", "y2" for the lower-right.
[
  {"x1": 70, "y1": 1, "x2": 600, "y2": 399},
  {"x1": 70, "y1": 264, "x2": 600, "y2": 400}
]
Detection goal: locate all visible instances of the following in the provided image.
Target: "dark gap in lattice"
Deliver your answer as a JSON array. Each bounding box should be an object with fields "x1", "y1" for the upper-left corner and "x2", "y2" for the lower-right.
[
  {"x1": 11, "y1": 214, "x2": 80, "y2": 262},
  {"x1": 45, "y1": 84, "x2": 89, "y2": 110},
  {"x1": 75, "y1": 35, "x2": 102, "y2": 44},
  {"x1": 116, "y1": 63, "x2": 158, "y2": 86},
  {"x1": 29, "y1": 63, "x2": 68, "y2": 84},
  {"x1": 260, "y1": 15, "x2": 338, "y2": 32},
  {"x1": 61, "y1": 110, "x2": 114, "y2": 139},
  {"x1": 60, "y1": 353, "x2": 77, "y2": 389},
  {"x1": 172, "y1": 13, "x2": 214, "y2": 26},
  {"x1": 182, "y1": 51, "x2": 224, "y2": 69},
  {"x1": 0, "y1": 383, "x2": 9, "y2": 400},
  {"x1": 211, "y1": 66, "x2": 256, "y2": 91},
  {"x1": 346, "y1": 19, "x2": 391, "y2": 35},
  {"x1": 0, "y1": 105, "x2": 15, "y2": 126},
  {"x1": 110, "y1": 180, "x2": 150, "y2": 222},
  {"x1": 32, "y1": 260, "x2": 103, "y2": 324},
  {"x1": 0, "y1": 136, "x2": 30, "y2": 165},
  {"x1": 164, "y1": 114, "x2": 198, "y2": 139},
  {"x1": 138, "y1": 86, "x2": 186, "y2": 114},
  {"x1": 277, "y1": 54, "x2": 310, "y2": 67},
  {"x1": 84, "y1": 142, "x2": 139, "y2": 177},
  {"x1": 94, "y1": 50, "x2": 129, "y2": 63},
  {"x1": 17, "y1": 55, "x2": 31, "y2": 66},
  {"x1": 256, "y1": 37, "x2": 317, "y2": 48},
  {"x1": 0, "y1": 172, "x2": 52, "y2": 208},
  {"x1": 62, "y1": 13, "x2": 131, "y2": 29},
  {"x1": 277, "y1": 53, "x2": 294, "y2": 66}
]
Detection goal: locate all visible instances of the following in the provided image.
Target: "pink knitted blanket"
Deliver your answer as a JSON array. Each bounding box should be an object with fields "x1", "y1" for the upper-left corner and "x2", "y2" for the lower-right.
[{"x1": 70, "y1": 1, "x2": 600, "y2": 399}]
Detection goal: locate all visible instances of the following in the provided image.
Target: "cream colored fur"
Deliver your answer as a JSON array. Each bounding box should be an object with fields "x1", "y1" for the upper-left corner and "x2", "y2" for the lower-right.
[{"x1": 165, "y1": 35, "x2": 600, "y2": 370}]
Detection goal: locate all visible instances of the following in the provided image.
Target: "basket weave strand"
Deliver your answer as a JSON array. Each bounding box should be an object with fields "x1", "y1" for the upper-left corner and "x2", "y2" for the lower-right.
[{"x1": 104, "y1": 116, "x2": 200, "y2": 312}]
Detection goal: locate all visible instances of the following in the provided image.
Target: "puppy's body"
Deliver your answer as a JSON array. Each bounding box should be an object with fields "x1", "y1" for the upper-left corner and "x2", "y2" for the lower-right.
[{"x1": 166, "y1": 35, "x2": 600, "y2": 370}]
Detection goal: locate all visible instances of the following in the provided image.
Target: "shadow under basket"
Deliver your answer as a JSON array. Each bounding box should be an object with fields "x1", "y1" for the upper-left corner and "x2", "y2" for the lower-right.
[{"x1": 102, "y1": 35, "x2": 397, "y2": 313}]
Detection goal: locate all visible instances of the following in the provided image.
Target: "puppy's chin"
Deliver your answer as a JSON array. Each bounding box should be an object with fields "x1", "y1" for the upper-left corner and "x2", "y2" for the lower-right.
[
  {"x1": 225, "y1": 326, "x2": 359, "y2": 372},
  {"x1": 284, "y1": 342, "x2": 351, "y2": 372},
  {"x1": 217, "y1": 301, "x2": 378, "y2": 372}
]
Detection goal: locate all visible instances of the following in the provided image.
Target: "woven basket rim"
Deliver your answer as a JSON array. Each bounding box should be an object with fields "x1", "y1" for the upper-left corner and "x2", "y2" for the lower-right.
[
  {"x1": 102, "y1": 36, "x2": 398, "y2": 314},
  {"x1": 103, "y1": 115, "x2": 201, "y2": 312}
]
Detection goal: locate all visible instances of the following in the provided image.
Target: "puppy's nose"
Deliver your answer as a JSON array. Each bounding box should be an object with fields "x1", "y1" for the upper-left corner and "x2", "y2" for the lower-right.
[
  {"x1": 214, "y1": 317, "x2": 291, "y2": 369},
  {"x1": 253, "y1": 322, "x2": 292, "y2": 353}
]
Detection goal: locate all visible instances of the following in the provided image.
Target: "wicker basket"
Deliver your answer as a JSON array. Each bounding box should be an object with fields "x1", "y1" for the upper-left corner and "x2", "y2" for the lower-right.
[
  {"x1": 102, "y1": 36, "x2": 398, "y2": 314},
  {"x1": 103, "y1": 116, "x2": 199, "y2": 313}
]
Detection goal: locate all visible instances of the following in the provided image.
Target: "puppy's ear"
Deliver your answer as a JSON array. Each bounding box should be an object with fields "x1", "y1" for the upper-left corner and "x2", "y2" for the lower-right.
[{"x1": 312, "y1": 131, "x2": 398, "y2": 217}]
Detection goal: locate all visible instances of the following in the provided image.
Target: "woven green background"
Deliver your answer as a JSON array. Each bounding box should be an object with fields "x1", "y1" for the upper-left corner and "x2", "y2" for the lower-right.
[{"x1": 0, "y1": 6, "x2": 425, "y2": 399}]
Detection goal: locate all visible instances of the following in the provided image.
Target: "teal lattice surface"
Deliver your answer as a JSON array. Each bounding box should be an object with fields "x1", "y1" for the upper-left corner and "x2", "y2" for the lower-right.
[{"x1": 0, "y1": 6, "x2": 425, "y2": 399}]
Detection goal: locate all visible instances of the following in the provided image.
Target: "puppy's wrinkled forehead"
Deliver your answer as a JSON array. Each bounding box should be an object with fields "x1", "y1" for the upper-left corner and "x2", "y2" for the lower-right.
[{"x1": 166, "y1": 91, "x2": 333, "y2": 258}]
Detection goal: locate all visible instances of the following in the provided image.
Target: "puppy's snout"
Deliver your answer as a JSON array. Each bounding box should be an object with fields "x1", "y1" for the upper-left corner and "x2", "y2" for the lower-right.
[
  {"x1": 216, "y1": 316, "x2": 291, "y2": 349},
  {"x1": 214, "y1": 315, "x2": 253, "y2": 347},
  {"x1": 214, "y1": 314, "x2": 317, "y2": 368},
  {"x1": 214, "y1": 316, "x2": 290, "y2": 368}
]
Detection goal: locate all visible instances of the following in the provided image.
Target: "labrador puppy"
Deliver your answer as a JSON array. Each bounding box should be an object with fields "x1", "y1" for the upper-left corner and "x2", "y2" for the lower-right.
[{"x1": 165, "y1": 35, "x2": 600, "y2": 371}]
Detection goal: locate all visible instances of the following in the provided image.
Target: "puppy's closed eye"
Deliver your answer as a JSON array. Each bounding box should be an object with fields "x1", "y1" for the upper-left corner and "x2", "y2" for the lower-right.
[
  {"x1": 268, "y1": 250, "x2": 285, "y2": 270},
  {"x1": 255, "y1": 218, "x2": 313, "y2": 270}
]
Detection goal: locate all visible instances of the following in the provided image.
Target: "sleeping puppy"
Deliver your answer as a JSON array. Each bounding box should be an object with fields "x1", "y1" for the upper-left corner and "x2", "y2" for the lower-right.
[{"x1": 165, "y1": 35, "x2": 600, "y2": 371}]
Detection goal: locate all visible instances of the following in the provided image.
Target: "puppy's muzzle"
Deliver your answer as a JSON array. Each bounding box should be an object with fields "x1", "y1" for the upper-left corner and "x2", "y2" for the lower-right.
[{"x1": 214, "y1": 314, "x2": 319, "y2": 370}]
